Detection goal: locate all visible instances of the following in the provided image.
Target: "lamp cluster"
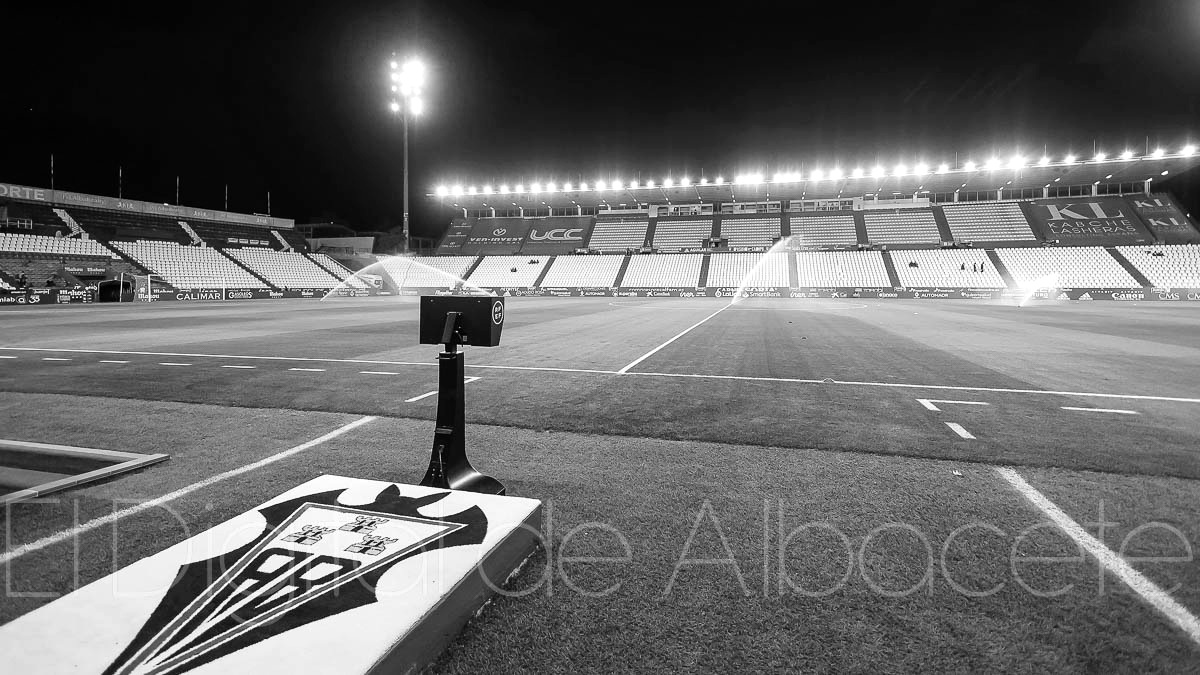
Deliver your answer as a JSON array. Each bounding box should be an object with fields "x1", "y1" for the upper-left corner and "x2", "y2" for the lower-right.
[
  {"x1": 435, "y1": 144, "x2": 1197, "y2": 197},
  {"x1": 389, "y1": 57, "x2": 426, "y2": 117}
]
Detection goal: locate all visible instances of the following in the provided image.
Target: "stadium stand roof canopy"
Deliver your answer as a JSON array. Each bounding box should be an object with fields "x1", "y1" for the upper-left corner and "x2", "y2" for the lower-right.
[{"x1": 430, "y1": 150, "x2": 1200, "y2": 209}]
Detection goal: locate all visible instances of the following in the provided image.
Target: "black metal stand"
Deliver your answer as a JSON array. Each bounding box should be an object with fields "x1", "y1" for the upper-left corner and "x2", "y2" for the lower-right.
[{"x1": 418, "y1": 314, "x2": 505, "y2": 495}]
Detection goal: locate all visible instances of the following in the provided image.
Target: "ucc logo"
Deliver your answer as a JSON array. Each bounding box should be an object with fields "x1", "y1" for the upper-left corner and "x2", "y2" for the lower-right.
[{"x1": 528, "y1": 228, "x2": 583, "y2": 241}]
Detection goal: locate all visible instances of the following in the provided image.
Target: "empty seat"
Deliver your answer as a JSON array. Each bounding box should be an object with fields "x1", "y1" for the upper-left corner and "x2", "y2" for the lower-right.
[
  {"x1": 225, "y1": 248, "x2": 344, "y2": 289},
  {"x1": 308, "y1": 253, "x2": 369, "y2": 288},
  {"x1": 995, "y1": 247, "x2": 1140, "y2": 288},
  {"x1": 620, "y1": 254, "x2": 704, "y2": 287},
  {"x1": 466, "y1": 256, "x2": 551, "y2": 288},
  {"x1": 788, "y1": 213, "x2": 858, "y2": 247},
  {"x1": 705, "y1": 253, "x2": 789, "y2": 287},
  {"x1": 795, "y1": 251, "x2": 890, "y2": 286},
  {"x1": 721, "y1": 217, "x2": 781, "y2": 249},
  {"x1": 942, "y1": 202, "x2": 1036, "y2": 242},
  {"x1": 0, "y1": 233, "x2": 118, "y2": 258},
  {"x1": 652, "y1": 219, "x2": 712, "y2": 252},
  {"x1": 863, "y1": 209, "x2": 941, "y2": 244},
  {"x1": 892, "y1": 250, "x2": 1006, "y2": 288},
  {"x1": 1116, "y1": 244, "x2": 1200, "y2": 288},
  {"x1": 377, "y1": 255, "x2": 478, "y2": 289},
  {"x1": 540, "y1": 255, "x2": 624, "y2": 287},
  {"x1": 112, "y1": 240, "x2": 268, "y2": 289},
  {"x1": 588, "y1": 220, "x2": 648, "y2": 251}
]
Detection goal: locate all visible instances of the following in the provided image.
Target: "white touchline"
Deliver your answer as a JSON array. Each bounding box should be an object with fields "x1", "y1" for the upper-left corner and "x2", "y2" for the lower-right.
[
  {"x1": 0, "y1": 416, "x2": 377, "y2": 567},
  {"x1": 220, "y1": 365, "x2": 256, "y2": 369},
  {"x1": 617, "y1": 303, "x2": 732, "y2": 374},
  {"x1": 1061, "y1": 406, "x2": 1139, "y2": 415},
  {"x1": 405, "y1": 376, "x2": 480, "y2": 403},
  {"x1": 3, "y1": 347, "x2": 1199, "y2": 405},
  {"x1": 41, "y1": 358, "x2": 71, "y2": 361},
  {"x1": 288, "y1": 368, "x2": 325, "y2": 372},
  {"x1": 99, "y1": 360, "x2": 129, "y2": 364},
  {"x1": 945, "y1": 422, "x2": 976, "y2": 439},
  {"x1": 158, "y1": 362, "x2": 191, "y2": 366},
  {"x1": 360, "y1": 371, "x2": 401, "y2": 375},
  {"x1": 917, "y1": 398, "x2": 991, "y2": 412},
  {"x1": 997, "y1": 467, "x2": 1200, "y2": 646},
  {"x1": 0, "y1": 355, "x2": 16, "y2": 359}
]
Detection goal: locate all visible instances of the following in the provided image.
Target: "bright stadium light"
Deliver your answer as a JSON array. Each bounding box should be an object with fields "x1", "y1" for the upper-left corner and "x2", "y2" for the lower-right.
[
  {"x1": 530, "y1": 182, "x2": 542, "y2": 193},
  {"x1": 1152, "y1": 148, "x2": 1165, "y2": 158},
  {"x1": 715, "y1": 176, "x2": 725, "y2": 185},
  {"x1": 893, "y1": 163, "x2": 907, "y2": 177},
  {"x1": 483, "y1": 185, "x2": 494, "y2": 194},
  {"x1": 914, "y1": 163, "x2": 929, "y2": 176},
  {"x1": 1182, "y1": 144, "x2": 1196, "y2": 156},
  {"x1": 388, "y1": 54, "x2": 429, "y2": 252},
  {"x1": 663, "y1": 178, "x2": 674, "y2": 188},
  {"x1": 1094, "y1": 151, "x2": 1106, "y2": 162},
  {"x1": 680, "y1": 177, "x2": 691, "y2": 186},
  {"x1": 1008, "y1": 155, "x2": 1025, "y2": 170},
  {"x1": 1120, "y1": 149, "x2": 1134, "y2": 160},
  {"x1": 563, "y1": 182, "x2": 572, "y2": 192},
  {"x1": 829, "y1": 168, "x2": 844, "y2": 180},
  {"x1": 467, "y1": 186, "x2": 477, "y2": 195},
  {"x1": 810, "y1": 169, "x2": 824, "y2": 181},
  {"x1": 515, "y1": 184, "x2": 525, "y2": 193},
  {"x1": 699, "y1": 177, "x2": 709, "y2": 185},
  {"x1": 595, "y1": 179, "x2": 606, "y2": 191},
  {"x1": 436, "y1": 185, "x2": 449, "y2": 197},
  {"x1": 629, "y1": 180, "x2": 639, "y2": 189},
  {"x1": 985, "y1": 157, "x2": 1002, "y2": 170},
  {"x1": 550, "y1": 182, "x2": 560, "y2": 192},
  {"x1": 451, "y1": 185, "x2": 463, "y2": 196},
  {"x1": 1063, "y1": 154, "x2": 1077, "y2": 164},
  {"x1": 852, "y1": 167, "x2": 865, "y2": 178},
  {"x1": 964, "y1": 160, "x2": 977, "y2": 171},
  {"x1": 645, "y1": 180, "x2": 655, "y2": 189},
  {"x1": 936, "y1": 163, "x2": 949, "y2": 174},
  {"x1": 1038, "y1": 156, "x2": 1050, "y2": 166},
  {"x1": 499, "y1": 184, "x2": 510, "y2": 194},
  {"x1": 871, "y1": 165, "x2": 886, "y2": 178}
]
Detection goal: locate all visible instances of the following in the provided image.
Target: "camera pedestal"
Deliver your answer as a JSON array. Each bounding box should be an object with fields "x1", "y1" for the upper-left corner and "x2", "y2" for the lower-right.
[{"x1": 418, "y1": 312, "x2": 506, "y2": 495}]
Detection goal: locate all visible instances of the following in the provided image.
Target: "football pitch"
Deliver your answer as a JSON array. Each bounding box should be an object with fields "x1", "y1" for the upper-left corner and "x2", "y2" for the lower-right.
[{"x1": 2, "y1": 296, "x2": 1199, "y2": 671}]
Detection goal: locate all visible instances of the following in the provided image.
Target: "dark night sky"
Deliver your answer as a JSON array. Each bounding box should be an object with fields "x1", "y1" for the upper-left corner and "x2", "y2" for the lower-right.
[{"x1": 3, "y1": 1, "x2": 1200, "y2": 237}]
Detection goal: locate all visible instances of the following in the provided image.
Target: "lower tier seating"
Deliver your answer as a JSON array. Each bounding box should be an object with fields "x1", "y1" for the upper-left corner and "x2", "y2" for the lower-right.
[
  {"x1": 308, "y1": 253, "x2": 369, "y2": 288},
  {"x1": 0, "y1": 232, "x2": 118, "y2": 259},
  {"x1": 892, "y1": 250, "x2": 1006, "y2": 288},
  {"x1": 540, "y1": 255, "x2": 624, "y2": 287},
  {"x1": 794, "y1": 251, "x2": 890, "y2": 286},
  {"x1": 112, "y1": 240, "x2": 268, "y2": 289},
  {"x1": 226, "y1": 248, "x2": 343, "y2": 289},
  {"x1": 705, "y1": 253, "x2": 789, "y2": 287},
  {"x1": 378, "y1": 255, "x2": 478, "y2": 289},
  {"x1": 995, "y1": 247, "x2": 1139, "y2": 288},
  {"x1": 1117, "y1": 244, "x2": 1200, "y2": 288},
  {"x1": 620, "y1": 253, "x2": 703, "y2": 287},
  {"x1": 466, "y1": 256, "x2": 552, "y2": 287}
]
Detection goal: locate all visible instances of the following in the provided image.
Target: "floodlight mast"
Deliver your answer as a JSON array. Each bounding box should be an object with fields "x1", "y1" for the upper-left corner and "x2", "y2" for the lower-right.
[{"x1": 389, "y1": 55, "x2": 427, "y2": 254}]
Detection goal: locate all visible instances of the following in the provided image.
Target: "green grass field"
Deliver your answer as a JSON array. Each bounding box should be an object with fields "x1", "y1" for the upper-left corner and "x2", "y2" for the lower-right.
[{"x1": 2, "y1": 296, "x2": 1199, "y2": 671}]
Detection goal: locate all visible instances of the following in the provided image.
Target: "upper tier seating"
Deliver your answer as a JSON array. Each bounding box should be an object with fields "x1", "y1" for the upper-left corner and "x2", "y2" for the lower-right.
[
  {"x1": 587, "y1": 219, "x2": 648, "y2": 251},
  {"x1": 187, "y1": 220, "x2": 277, "y2": 248},
  {"x1": 309, "y1": 253, "x2": 370, "y2": 288},
  {"x1": 705, "y1": 252, "x2": 789, "y2": 287},
  {"x1": 0, "y1": 232, "x2": 118, "y2": 258},
  {"x1": 112, "y1": 240, "x2": 267, "y2": 289},
  {"x1": 540, "y1": 255, "x2": 624, "y2": 287},
  {"x1": 995, "y1": 247, "x2": 1139, "y2": 288},
  {"x1": 721, "y1": 217, "x2": 780, "y2": 249},
  {"x1": 651, "y1": 219, "x2": 712, "y2": 252},
  {"x1": 466, "y1": 256, "x2": 552, "y2": 288},
  {"x1": 225, "y1": 249, "x2": 342, "y2": 289},
  {"x1": 66, "y1": 208, "x2": 190, "y2": 243},
  {"x1": 863, "y1": 209, "x2": 941, "y2": 245},
  {"x1": 941, "y1": 202, "x2": 1037, "y2": 242},
  {"x1": 795, "y1": 251, "x2": 890, "y2": 286},
  {"x1": 1117, "y1": 244, "x2": 1200, "y2": 288},
  {"x1": 379, "y1": 255, "x2": 478, "y2": 289},
  {"x1": 788, "y1": 213, "x2": 858, "y2": 247},
  {"x1": 621, "y1": 254, "x2": 703, "y2": 287},
  {"x1": 892, "y1": 250, "x2": 1007, "y2": 288}
]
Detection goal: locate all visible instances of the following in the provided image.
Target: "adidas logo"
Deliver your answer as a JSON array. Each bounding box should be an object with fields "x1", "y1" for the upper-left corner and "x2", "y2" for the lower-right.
[
  {"x1": 1055, "y1": 292, "x2": 1069, "y2": 301},
  {"x1": 1079, "y1": 292, "x2": 1093, "y2": 300}
]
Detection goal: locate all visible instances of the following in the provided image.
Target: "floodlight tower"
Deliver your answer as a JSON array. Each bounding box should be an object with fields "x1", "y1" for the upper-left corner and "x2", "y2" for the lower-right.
[{"x1": 389, "y1": 56, "x2": 427, "y2": 253}]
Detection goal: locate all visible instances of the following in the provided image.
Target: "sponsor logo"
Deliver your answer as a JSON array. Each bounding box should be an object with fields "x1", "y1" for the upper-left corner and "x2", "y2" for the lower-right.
[
  {"x1": 492, "y1": 300, "x2": 504, "y2": 324},
  {"x1": 268, "y1": 291, "x2": 285, "y2": 298},
  {"x1": 1078, "y1": 292, "x2": 1093, "y2": 301},
  {"x1": 580, "y1": 289, "x2": 608, "y2": 297},
  {"x1": 528, "y1": 228, "x2": 584, "y2": 242},
  {"x1": 227, "y1": 291, "x2": 253, "y2": 299},
  {"x1": 878, "y1": 292, "x2": 899, "y2": 298},
  {"x1": 1042, "y1": 202, "x2": 1125, "y2": 221},
  {"x1": 492, "y1": 228, "x2": 507, "y2": 236},
  {"x1": 1111, "y1": 291, "x2": 1142, "y2": 301},
  {"x1": 1155, "y1": 291, "x2": 1181, "y2": 300},
  {"x1": 176, "y1": 291, "x2": 224, "y2": 301},
  {"x1": 104, "y1": 486, "x2": 484, "y2": 675}
]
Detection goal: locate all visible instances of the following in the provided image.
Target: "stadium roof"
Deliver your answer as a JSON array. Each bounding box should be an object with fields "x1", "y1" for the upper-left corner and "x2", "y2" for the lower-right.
[{"x1": 429, "y1": 150, "x2": 1200, "y2": 210}]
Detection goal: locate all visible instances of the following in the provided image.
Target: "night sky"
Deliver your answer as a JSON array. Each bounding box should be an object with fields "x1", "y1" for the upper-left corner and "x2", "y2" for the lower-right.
[{"x1": 4, "y1": 1, "x2": 1199, "y2": 238}]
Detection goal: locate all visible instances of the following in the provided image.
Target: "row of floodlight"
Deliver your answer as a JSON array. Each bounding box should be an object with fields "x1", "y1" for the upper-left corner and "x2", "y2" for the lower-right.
[{"x1": 434, "y1": 145, "x2": 1197, "y2": 197}]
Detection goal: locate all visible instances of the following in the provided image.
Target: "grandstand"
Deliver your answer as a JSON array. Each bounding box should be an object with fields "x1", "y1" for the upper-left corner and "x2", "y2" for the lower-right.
[
  {"x1": 1117, "y1": 244, "x2": 1200, "y2": 288},
  {"x1": 651, "y1": 219, "x2": 712, "y2": 252},
  {"x1": 111, "y1": 240, "x2": 268, "y2": 290},
  {"x1": 587, "y1": 218, "x2": 648, "y2": 252},
  {"x1": 941, "y1": 202, "x2": 1037, "y2": 243},
  {"x1": 787, "y1": 212, "x2": 858, "y2": 248},
  {"x1": 706, "y1": 252, "x2": 789, "y2": 287},
  {"x1": 863, "y1": 208, "x2": 942, "y2": 245},
  {"x1": 794, "y1": 251, "x2": 890, "y2": 287},
  {"x1": 620, "y1": 253, "x2": 703, "y2": 287},
  {"x1": 892, "y1": 249, "x2": 1006, "y2": 288},
  {"x1": 225, "y1": 248, "x2": 342, "y2": 289},
  {"x1": 465, "y1": 256, "x2": 551, "y2": 287},
  {"x1": 378, "y1": 254, "x2": 478, "y2": 289},
  {"x1": 995, "y1": 247, "x2": 1140, "y2": 288},
  {"x1": 539, "y1": 255, "x2": 624, "y2": 288},
  {"x1": 721, "y1": 216, "x2": 781, "y2": 249}
]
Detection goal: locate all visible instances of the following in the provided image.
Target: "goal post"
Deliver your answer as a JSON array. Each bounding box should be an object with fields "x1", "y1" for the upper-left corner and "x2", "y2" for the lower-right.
[{"x1": 118, "y1": 272, "x2": 165, "y2": 302}]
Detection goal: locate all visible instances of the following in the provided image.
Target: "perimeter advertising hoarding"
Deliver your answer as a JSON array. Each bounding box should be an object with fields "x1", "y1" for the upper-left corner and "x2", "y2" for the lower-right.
[
  {"x1": 1126, "y1": 195, "x2": 1200, "y2": 244},
  {"x1": 519, "y1": 218, "x2": 593, "y2": 254},
  {"x1": 1027, "y1": 197, "x2": 1153, "y2": 245},
  {"x1": 435, "y1": 221, "x2": 475, "y2": 254},
  {"x1": 0, "y1": 288, "x2": 96, "y2": 305},
  {"x1": 459, "y1": 219, "x2": 532, "y2": 255}
]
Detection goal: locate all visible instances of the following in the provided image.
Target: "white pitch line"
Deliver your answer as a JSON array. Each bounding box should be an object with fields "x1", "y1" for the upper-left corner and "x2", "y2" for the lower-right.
[
  {"x1": 997, "y1": 467, "x2": 1200, "y2": 647},
  {"x1": 1061, "y1": 406, "x2": 1140, "y2": 415},
  {"x1": 158, "y1": 362, "x2": 192, "y2": 366},
  {"x1": 916, "y1": 398, "x2": 991, "y2": 412},
  {"x1": 2, "y1": 347, "x2": 1198, "y2": 405},
  {"x1": 405, "y1": 376, "x2": 481, "y2": 403},
  {"x1": 617, "y1": 303, "x2": 732, "y2": 374},
  {"x1": 288, "y1": 368, "x2": 326, "y2": 372},
  {"x1": 945, "y1": 422, "x2": 976, "y2": 439},
  {"x1": 220, "y1": 365, "x2": 257, "y2": 369},
  {"x1": 360, "y1": 371, "x2": 401, "y2": 375},
  {"x1": 0, "y1": 355, "x2": 16, "y2": 359},
  {"x1": 0, "y1": 416, "x2": 377, "y2": 567},
  {"x1": 41, "y1": 357, "x2": 71, "y2": 361},
  {"x1": 99, "y1": 360, "x2": 129, "y2": 364}
]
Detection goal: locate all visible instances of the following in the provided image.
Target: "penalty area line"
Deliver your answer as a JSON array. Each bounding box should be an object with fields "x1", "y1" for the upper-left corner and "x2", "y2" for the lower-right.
[
  {"x1": 997, "y1": 467, "x2": 1200, "y2": 647},
  {"x1": 0, "y1": 415, "x2": 377, "y2": 567},
  {"x1": 617, "y1": 303, "x2": 732, "y2": 374}
]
